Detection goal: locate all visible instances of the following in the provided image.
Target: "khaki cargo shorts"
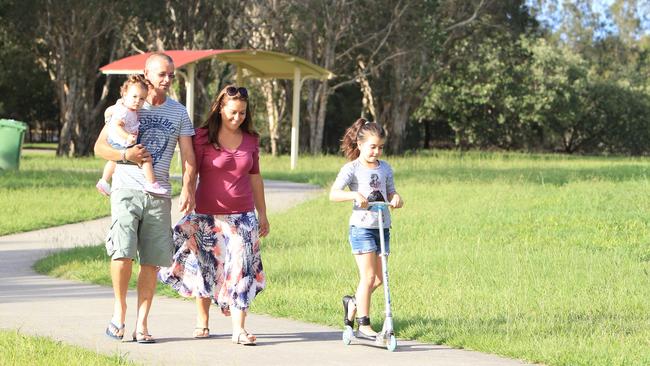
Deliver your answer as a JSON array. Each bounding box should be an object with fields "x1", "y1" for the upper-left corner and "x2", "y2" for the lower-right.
[{"x1": 105, "y1": 189, "x2": 173, "y2": 267}]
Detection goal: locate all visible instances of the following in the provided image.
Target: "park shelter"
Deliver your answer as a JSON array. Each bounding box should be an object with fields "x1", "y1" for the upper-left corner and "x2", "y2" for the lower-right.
[{"x1": 99, "y1": 49, "x2": 334, "y2": 169}]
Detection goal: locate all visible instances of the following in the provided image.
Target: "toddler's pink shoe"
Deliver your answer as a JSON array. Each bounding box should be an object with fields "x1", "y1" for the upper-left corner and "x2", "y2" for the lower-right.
[
  {"x1": 144, "y1": 181, "x2": 168, "y2": 195},
  {"x1": 96, "y1": 179, "x2": 111, "y2": 196}
]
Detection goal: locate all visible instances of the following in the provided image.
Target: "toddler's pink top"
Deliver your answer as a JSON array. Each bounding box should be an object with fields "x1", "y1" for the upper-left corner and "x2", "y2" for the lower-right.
[{"x1": 193, "y1": 128, "x2": 260, "y2": 215}]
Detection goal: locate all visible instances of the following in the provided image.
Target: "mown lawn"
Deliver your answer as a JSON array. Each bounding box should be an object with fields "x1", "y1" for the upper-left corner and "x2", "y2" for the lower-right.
[
  {"x1": 11, "y1": 150, "x2": 650, "y2": 365},
  {"x1": 0, "y1": 329, "x2": 136, "y2": 365},
  {"x1": 0, "y1": 151, "x2": 181, "y2": 235}
]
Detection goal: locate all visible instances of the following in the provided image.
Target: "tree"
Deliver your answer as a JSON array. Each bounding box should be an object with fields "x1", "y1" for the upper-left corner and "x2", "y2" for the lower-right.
[
  {"x1": 126, "y1": 0, "x2": 245, "y2": 124},
  {"x1": 409, "y1": 0, "x2": 537, "y2": 151},
  {"x1": 526, "y1": 0, "x2": 650, "y2": 154},
  {"x1": 263, "y1": 0, "x2": 410, "y2": 154},
  {"x1": 33, "y1": 1, "x2": 130, "y2": 156},
  {"x1": 369, "y1": 1, "x2": 439, "y2": 153},
  {"x1": 242, "y1": 1, "x2": 292, "y2": 156},
  {"x1": 290, "y1": 0, "x2": 360, "y2": 154},
  {"x1": 0, "y1": 6, "x2": 58, "y2": 140},
  {"x1": 420, "y1": 33, "x2": 541, "y2": 150}
]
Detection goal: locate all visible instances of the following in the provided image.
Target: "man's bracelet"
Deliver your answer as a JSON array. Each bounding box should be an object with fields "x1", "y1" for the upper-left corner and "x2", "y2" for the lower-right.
[{"x1": 120, "y1": 147, "x2": 128, "y2": 163}]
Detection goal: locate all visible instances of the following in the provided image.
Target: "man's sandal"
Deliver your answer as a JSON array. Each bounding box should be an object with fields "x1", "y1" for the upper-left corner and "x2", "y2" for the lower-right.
[
  {"x1": 232, "y1": 331, "x2": 256, "y2": 346},
  {"x1": 132, "y1": 331, "x2": 156, "y2": 343},
  {"x1": 105, "y1": 321, "x2": 125, "y2": 340},
  {"x1": 193, "y1": 327, "x2": 210, "y2": 339}
]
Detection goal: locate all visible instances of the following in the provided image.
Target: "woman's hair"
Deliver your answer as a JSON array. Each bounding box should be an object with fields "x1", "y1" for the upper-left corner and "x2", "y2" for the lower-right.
[
  {"x1": 120, "y1": 74, "x2": 149, "y2": 96},
  {"x1": 340, "y1": 118, "x2": 386, "y2": 160},
  {"x1": 199, "y1": 84, "x2": 257, "y2": 145}
]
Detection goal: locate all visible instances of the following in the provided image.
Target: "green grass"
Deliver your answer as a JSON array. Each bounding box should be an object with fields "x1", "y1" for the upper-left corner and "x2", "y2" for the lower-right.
[
  {"x1": 0, "y1": 329, "x2": 135, "y2": 365},
  {"x1": 23, "y1": 142, "x2": 58, "y2": 150},
  {"x1": 34, "y1": 245, "x2": 180, "y2": 299},
  {"x1": 23, "y1": 151, "x2": 650, "y2": 365},
  {"x1": 0, "y1": 151, "x2": 181, "y2": 235}
]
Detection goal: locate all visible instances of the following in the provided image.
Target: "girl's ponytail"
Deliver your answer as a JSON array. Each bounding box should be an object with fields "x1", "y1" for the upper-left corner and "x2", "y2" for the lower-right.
[{"x1": 340, "y1": 118, "x2": 367, "y2": 160}]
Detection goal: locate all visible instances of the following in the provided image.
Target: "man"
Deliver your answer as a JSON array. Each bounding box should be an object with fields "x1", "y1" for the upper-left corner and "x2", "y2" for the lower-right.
[{"x1": 94, "y1": 52, "x2": 196, "y2": 343}]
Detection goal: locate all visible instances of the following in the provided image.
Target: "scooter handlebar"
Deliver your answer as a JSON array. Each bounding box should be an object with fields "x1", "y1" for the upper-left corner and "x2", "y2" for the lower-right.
[{"x1": 367, "y1": 201, "x2": 392, "y2": 209}]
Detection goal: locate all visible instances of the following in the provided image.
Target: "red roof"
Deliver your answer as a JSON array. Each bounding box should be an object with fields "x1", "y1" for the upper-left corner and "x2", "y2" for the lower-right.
[{"x1": 99, "y1": 50, "x2": 240, "y2": 74}]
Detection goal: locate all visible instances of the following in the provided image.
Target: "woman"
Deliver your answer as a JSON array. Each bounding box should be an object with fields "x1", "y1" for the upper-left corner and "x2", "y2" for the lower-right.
[{"x1": 159, "y1": 85, "x2": 269, "y2": 345}]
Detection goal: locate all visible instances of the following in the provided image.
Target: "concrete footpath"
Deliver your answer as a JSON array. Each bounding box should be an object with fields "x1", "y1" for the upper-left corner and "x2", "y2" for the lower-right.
[{"x1": 0, "y1": 180, "x2": 534, "y2": 366}]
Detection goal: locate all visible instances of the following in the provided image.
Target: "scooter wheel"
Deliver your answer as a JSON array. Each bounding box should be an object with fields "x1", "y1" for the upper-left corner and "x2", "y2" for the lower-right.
[
  {"x1": 387, "y1": 335, "x2": 397, "y2": 352},
  {"x1": 342, "y1": 326, "x2": 354, "y2": 345}
]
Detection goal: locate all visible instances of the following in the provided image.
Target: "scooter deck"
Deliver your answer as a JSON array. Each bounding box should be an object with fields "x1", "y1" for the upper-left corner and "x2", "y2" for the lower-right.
[{"x1": 342, "y1": 326, "x2": 397, "y2": 351}]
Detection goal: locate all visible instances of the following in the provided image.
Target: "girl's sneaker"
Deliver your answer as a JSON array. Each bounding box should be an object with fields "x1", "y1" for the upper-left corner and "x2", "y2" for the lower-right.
[
  {"x1": 96, "y1": 179, "x2": 111, "y2": 196},
  {"x1": 144, "y1": 181, "x2": 168, "y2": 195}
]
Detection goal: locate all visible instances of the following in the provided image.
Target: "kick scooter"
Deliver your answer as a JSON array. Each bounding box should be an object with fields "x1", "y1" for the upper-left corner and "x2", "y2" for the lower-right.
[{"x1": 342, "y1": 201, "x2": 397, "y2": 352}]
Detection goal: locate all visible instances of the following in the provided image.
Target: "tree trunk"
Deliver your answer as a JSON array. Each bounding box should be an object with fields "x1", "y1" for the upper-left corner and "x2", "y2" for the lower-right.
[
  {"x1": 383, "y1": 55, "x2": 411, "y2": 154},
  {"x1": 57, "y1": 113, "x2": 76, "y2": 157},
  {"x1": 54, "y1": 68, "x2": 109, "y2": 156},
  {"x1": 358, "y1": 59, "x2": 377, "y2": 121},
  {"x1": 261, "y1": 80, "x2": 282, "y2": 156},
  {"x1": 423, "y1": 120, "x2": 431, "y2": 149},
  {"x1": 389, "y1": 101, "x2": 411, "y2": 154},
  {"x1": 309, "y1": 81, "x2": 330, "y2": 154}
]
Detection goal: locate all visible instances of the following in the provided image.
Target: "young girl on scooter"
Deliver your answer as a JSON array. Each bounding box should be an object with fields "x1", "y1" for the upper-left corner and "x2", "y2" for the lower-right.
[{"x1": 329, "y1": 118, "x2": 404, "y2": 338}]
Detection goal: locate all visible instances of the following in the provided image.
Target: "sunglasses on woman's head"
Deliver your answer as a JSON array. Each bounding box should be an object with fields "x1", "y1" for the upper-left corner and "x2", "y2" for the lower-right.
[{"x1": 226, "y1": 86, "x2": 248, "y2": 98}]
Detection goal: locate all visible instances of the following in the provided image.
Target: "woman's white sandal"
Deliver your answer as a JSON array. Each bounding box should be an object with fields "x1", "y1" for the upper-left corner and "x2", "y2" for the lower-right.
[{"x1": 232, "y1": 331, "x2": 256, "y2": 346}]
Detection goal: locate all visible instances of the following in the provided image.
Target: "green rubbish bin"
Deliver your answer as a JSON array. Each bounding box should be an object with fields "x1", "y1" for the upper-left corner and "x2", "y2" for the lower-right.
[{"x1": 0, "y1": 119, "x2": 28, "y2": 170}]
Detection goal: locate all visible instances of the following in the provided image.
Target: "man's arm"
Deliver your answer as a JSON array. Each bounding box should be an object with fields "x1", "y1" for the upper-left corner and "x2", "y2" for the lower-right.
[
  {"x1": 177, "y1": 135, "x2": 197, "y2": 215},
  {"x1": 94, "y1": 125, "x2": 121, "y2": 161},
  {"x1": 94, "y1": 125, "x2": 150, "y2": 164}
]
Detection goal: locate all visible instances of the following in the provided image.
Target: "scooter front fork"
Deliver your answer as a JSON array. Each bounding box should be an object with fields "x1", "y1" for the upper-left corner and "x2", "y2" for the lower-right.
[{"x1": 375, "y1": 316, "x2": 394, "y2": 346}]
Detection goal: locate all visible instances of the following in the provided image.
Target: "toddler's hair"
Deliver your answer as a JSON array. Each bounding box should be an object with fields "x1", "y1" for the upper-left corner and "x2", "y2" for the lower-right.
[
  {"x1": 120, "y1": 74, "x2": 149, "y2": 96},
  {"x1": 340, "y1": 118, "x2": 386, "y2": 160}
]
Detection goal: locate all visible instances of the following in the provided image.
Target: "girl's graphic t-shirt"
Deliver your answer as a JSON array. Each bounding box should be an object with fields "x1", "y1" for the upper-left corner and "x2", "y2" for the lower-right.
[{"x1": 332, "y1": 159, "x2": 396, "y2": 229}]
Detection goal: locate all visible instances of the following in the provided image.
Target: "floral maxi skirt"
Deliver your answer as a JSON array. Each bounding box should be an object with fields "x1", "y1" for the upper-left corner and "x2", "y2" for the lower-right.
[{"x1": 158, "y1": 212, "x2": 266, "y2": 311}]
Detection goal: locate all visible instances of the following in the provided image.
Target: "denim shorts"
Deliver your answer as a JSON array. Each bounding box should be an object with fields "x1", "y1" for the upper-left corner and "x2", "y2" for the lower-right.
[{"x1": 348, "y1": 226, "x2": 390, "y2": 255}]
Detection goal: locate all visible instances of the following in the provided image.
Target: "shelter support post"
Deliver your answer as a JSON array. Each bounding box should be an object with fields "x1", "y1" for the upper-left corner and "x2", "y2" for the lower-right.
[
  {"x1": 290, "y1": 66, "x2": 301, "y2": 170},
  {"x1": 185, "y1": 63, "x2": 195, "y2": 122},
  {"x1": 177, "y1": 63, "x2": 197, "y2": 170},
  {"x1": 236, "y1": 64, "x2": 242, "y2": 85}
]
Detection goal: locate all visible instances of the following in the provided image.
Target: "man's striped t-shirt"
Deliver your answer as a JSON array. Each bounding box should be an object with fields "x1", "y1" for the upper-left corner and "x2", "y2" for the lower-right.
[{"x1": 112, "y1": 97, "x2": 194, "y2": 198}]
